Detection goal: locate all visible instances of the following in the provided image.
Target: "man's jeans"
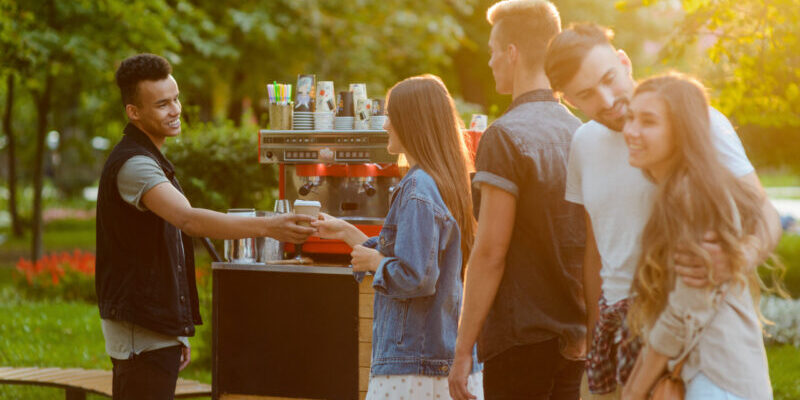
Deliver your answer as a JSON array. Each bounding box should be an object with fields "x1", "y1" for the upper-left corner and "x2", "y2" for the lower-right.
[
  {"x1": 483, "y1": 338, "x2": 583, "y2": 400},
  {"x1": 111, "y1": 345, "x2": 182, "y2": 400}
]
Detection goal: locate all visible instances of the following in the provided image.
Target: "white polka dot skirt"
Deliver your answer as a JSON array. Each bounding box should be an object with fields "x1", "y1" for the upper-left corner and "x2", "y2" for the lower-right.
[{"x1": 366, "y1": 372, "x2": 484, "y2": 400}]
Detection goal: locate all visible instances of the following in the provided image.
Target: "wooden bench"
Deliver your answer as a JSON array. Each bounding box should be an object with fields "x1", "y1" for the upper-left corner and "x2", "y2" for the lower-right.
[{"x1": 0, "y1": 366, "x2": 211, "y2": 399}]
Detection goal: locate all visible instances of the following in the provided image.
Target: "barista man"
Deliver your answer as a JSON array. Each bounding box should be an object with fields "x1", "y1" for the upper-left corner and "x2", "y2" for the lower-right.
[{"x1": 95, "y1": 53, "x2": 315, "y2": 400}]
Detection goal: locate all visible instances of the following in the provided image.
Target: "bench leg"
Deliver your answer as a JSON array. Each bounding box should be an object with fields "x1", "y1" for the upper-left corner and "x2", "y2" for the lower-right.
[{"x1": 65, "y1": 388, "x2": 87, "y2": 400}]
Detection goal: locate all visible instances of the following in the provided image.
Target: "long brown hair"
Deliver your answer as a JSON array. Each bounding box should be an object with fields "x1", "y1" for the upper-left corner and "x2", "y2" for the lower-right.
[
  {"x1": 627, "y1": 73, "x2": 780, "y2": 336},
  {"x1": 385, "y1": 74, "x2": 476, "y2": 272}
]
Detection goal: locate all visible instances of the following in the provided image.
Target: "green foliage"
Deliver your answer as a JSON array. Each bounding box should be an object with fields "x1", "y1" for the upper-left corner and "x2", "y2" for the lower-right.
[
  {"x1": 164, "y1": 121, "x2": 278, "y2": 211},
  {"x1": 738, "y1": 125, "x2": 800, "y2": 174},
  {"x1": 622, "y1": 0, "x2": 800, "y2": 128}
]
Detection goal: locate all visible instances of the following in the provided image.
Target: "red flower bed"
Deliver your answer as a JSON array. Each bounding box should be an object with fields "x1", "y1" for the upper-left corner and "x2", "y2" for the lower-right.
[{"x1": 14, "y1": 250, "x2": 97, "y2": 303}]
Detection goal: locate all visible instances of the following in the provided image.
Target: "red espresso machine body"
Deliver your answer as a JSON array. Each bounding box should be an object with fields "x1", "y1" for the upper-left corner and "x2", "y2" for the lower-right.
[{"x1": 259, "y1": 129, "x2": 401, "y2": 258}]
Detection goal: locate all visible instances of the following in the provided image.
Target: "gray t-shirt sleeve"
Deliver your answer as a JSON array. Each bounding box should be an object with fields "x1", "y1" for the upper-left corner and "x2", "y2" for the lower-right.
[
  {"x1": 117, "y1": 155, "x2": 169, "y2": 211},
  {"x1": 472, "y1": 126, "x2": 521, "y2": 198},
  {"x1": 709, "y1": 107, "x2": 754, "y2": 178}
]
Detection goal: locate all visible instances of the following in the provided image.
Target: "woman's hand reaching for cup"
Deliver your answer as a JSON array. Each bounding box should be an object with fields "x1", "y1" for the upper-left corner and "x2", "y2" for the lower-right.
[
  {"x1": 311, "y1": 213, "x2": 368, "y2": 246},
  {"x1": 311, "y1": 213, "x2": 349, "y2": 240}
]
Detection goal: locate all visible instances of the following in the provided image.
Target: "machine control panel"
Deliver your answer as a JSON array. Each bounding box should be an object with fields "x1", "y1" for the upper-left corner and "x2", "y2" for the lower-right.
[{"x1": 259, "y1": 130, "x2": 397, "y2": 164}]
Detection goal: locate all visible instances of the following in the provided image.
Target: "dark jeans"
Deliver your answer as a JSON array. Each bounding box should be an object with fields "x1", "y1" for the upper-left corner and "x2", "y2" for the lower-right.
[
  {"x1": 111, "y1": 345, "x2": 182, "y2": 400},
  {"x1": 483, "y1": 338, "x2": 583, "y2": 400}
]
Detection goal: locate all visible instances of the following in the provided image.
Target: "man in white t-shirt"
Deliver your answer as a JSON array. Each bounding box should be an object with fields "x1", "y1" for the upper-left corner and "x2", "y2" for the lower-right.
[{"x1": 543, "y1": 23, "x2": 782, "y2": 399}]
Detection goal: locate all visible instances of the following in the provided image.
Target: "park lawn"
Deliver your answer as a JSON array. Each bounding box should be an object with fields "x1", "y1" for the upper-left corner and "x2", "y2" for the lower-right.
[
  {"x1": 0, "y1": 265, "x2": 799, "y2": 399},
  {"x1": 0, "y1": 268, "x2": 211, "y2": 400},
  {"x1": 0, "y1": 216, "x2": 798, "y2": 398},
  {"x1": 768, "y1": 344, "x2": 800, "y2": 400}
]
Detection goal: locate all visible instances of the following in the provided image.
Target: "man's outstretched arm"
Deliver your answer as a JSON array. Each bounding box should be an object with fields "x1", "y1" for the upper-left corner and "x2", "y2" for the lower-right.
[{"x1": 142, "y1": 182, "x2": 315, "y2": 243}]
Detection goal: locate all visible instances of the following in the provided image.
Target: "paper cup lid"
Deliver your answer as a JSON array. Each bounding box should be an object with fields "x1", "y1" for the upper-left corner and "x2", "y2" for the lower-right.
[{"x1": 293, "y1": 200, "x2": 321, "y2": 207}]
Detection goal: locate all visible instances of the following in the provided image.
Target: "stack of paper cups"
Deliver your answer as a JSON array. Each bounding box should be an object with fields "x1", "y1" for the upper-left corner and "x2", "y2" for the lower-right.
[{"x1": 313, "y1": 112, "x2": 335, "y2": 130}]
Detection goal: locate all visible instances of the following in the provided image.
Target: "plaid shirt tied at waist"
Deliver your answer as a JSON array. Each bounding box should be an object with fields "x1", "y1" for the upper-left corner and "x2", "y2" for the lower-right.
[{"x1": 586, "y1": 295, "x2": 642, "y2": 394}]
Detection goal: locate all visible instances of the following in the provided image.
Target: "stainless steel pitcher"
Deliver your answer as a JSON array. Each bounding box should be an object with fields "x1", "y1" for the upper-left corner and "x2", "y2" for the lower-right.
[{"x1": 224, "y1": 208, "x2": 256, "y2": 263}]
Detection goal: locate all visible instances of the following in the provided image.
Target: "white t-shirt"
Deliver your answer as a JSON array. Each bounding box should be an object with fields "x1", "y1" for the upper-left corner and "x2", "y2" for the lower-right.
[{"x1": 565, "y1": 107, "x2": 754, "y2": 304}]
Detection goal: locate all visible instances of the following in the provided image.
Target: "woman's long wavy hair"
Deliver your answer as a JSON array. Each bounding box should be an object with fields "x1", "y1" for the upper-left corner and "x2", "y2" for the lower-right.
[
  {"x1": 385, "y1": 75, "x2": 476, "y2": 274},
  {"x1": 627, "y1": 73, "x2": 781, "y2": 337}
]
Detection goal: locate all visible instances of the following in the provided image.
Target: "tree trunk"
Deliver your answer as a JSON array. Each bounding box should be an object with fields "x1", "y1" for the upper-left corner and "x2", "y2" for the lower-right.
[
  {"x1": 225, "y1": 68, "x2": 246, "y2": 127},
  {"x1": 3, "y1": 74, "x2": 22, "y2": 237},
  {"x1": 31, "y1": 73, "x2": 53, "y2": 261}
]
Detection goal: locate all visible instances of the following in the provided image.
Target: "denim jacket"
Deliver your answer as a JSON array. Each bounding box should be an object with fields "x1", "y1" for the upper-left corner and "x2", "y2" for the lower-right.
[{"x1": 359, "y1": 166, "x2": 480, "y2": 376}]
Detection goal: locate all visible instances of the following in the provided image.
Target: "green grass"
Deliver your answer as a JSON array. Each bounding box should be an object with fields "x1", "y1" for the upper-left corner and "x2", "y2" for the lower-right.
[
  {"x1": 0, "y1": 281, "x2": 108, "y2": 399},
  {"x1": 0, "y1": 213, "x2": 797, "y2": 398},
  {"x1": 0, "y1": 267, "x2": 212, "y2": 399},
  {"x1": 767, "y1": 344, "x2": 800, "y2": 400}
]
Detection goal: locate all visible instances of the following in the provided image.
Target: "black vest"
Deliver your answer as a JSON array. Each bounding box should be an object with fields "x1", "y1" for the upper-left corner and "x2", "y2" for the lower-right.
[{"x1": 95, "y1": 123, "x2": 201, "y2": 337}]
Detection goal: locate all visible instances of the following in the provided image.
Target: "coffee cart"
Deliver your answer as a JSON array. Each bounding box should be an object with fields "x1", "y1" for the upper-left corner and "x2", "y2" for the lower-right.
[{"x1": 211, "y1": 128, "x2": 398, "y2": 400}]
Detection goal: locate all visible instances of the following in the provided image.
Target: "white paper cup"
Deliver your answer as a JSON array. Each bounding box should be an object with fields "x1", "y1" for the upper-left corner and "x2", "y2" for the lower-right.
[{"x1": 293, "y1": 200, "x2": 321, "y2": 227}]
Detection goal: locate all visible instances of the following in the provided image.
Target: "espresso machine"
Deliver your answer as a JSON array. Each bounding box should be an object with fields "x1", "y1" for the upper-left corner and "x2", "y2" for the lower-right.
[{"x1": 258, "y1": 129, "x2": 401, "y2": 258}]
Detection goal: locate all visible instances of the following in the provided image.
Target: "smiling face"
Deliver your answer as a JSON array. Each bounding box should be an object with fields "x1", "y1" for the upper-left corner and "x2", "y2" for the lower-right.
[
  {"x1": 126, "y1": 75, "x2": 181, "y2": 148},
  {"x1": 622, "y1": 90, "x2": 676, "y2": 180},
  {"x1": 561, "y1": 45, "x2": 634, "y2": 132}
]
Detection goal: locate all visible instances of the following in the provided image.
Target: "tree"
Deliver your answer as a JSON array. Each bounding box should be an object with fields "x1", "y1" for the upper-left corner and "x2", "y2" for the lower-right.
[
  {"x1": 167, "y1": 0, "x2": 478, "y2": 126},
  {"x1": 621, "y1": 0, "x2": 800, "y2": 127},
  {"x1": 2, "y1": 70, "x2": 22, "y2": 238},
  {"x1": 0, "y1": 0, "x2": 30, "y2": 238},
  {"x1": 6, "y1": 0, "x2": 185, "y2": 260}
]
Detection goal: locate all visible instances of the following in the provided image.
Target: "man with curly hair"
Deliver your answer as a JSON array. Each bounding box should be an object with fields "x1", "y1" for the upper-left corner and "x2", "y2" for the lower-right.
[{"x1": 96, "y1": 53, "x2": 315, "y2": 399}]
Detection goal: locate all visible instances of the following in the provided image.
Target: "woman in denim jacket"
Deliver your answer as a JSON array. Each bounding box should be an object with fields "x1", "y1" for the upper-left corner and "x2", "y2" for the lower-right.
[{"x1": 314, "y1": 75, "x2": 483, "y2": 400}]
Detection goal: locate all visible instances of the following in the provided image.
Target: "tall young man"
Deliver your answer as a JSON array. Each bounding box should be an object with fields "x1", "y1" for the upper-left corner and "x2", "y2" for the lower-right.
[
  {"x1": 96, "y1": 54, "x2": 315, "y2": 400},
  {"x1": 448, "y1": 2, "x2": 587, "y2": 399},
  {"x1": 544, "y1": 24, "x2": 781, "y2": 399}
]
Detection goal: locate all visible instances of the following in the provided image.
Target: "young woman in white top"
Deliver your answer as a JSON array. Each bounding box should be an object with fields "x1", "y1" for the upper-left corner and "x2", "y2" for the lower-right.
[{"x1": 620, "y1": 73, "x2": 782, "y2": 400}]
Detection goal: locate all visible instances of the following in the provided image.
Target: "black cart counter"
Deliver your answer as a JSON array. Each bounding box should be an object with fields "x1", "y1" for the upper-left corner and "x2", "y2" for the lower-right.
[{"x1": 211, "y1": 262, "x2": 373, "y2": 400}]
